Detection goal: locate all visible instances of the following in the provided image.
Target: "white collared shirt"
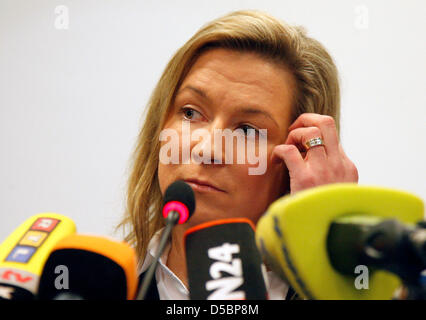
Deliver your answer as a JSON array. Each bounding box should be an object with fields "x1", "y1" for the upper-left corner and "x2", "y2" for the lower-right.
[{"x1": 138, "y1": 228, "x2": 290, "y2": 300}]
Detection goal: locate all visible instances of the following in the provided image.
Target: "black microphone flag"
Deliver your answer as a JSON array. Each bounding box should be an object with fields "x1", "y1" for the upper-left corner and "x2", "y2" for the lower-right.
[{"x1": 185, "y1": 218, "x2": 268, "y2": 300}]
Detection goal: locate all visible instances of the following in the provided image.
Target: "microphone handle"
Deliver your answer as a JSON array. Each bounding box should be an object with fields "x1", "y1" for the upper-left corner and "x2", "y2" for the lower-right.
[{"x1": 136, "y1": 211, "x2": 180, "y2": 300}]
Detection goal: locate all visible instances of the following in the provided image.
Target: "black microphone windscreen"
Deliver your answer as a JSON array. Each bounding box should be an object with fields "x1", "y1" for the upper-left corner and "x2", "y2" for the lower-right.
[
  {"x1": 37, "y1": 234, "x2": 138, "y2": 300},
  {"x1": 38, "y1": 249, "x2": 127, "y2": 300},
  {"x1": 164, "y1": 180, "x2": 195, "y2": 218},
  {"x1": 185, "y1": 219, "x2": 268, "y2": 300}
]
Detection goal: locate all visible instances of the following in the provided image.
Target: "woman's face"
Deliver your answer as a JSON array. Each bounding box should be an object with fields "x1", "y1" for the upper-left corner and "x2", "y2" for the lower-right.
[{"x1": 158, "y1": 48, "x2": 294, "y2": 227}]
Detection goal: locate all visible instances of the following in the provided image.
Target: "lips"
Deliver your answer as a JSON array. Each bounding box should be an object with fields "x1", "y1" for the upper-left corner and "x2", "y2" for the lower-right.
[{"x1": 184, "y1": 179, "x2": 225, "y2": 193}]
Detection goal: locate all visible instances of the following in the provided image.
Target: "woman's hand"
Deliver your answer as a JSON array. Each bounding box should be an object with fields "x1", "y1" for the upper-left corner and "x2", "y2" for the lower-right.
[{"x1": 271, "y1": 113, "x2": 358, "y2": 194}]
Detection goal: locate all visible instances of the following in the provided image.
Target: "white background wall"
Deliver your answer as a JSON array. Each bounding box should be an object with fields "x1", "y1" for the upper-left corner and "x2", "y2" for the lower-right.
[{"x1": 1, "y1": 0, "x2": 425, "y2": 243}]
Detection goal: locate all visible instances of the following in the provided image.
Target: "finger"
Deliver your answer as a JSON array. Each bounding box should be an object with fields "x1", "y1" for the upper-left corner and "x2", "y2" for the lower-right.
[
  {"x1": 271, "y1": 144, "x2": 305, "y2": 175},
  {"x1": 285, "y1": 126, "x2": 327, "y2": 162},
  {"x1": 288, "y1": 113, "x2": 340, "y2": 157},
  {"x1": 338, "y1": 144, "x2": 359, "y2": 182}
]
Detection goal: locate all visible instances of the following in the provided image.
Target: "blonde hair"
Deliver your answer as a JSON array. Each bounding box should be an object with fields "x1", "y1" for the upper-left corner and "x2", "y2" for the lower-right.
[{"x1": 116, "y1": 10, "x2": 341, "y2": 264}]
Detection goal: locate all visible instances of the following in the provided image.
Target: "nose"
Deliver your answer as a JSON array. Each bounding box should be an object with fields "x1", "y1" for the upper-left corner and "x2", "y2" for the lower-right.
[{"x1": 190, "y1": 120, "x2": 226, "y2": 165}]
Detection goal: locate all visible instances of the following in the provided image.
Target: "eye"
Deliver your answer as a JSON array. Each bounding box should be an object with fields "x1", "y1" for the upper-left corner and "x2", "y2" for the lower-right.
[
  {"x1": 180, "y1": 107, "x2": 203, "y2": 121},
  {"x1": 239, "y1": 124, "x2": 259, "y2": 136}
]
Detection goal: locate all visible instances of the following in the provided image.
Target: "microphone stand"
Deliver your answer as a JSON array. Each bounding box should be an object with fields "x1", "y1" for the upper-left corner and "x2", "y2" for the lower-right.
[{"x1": 136, "y1": 211, "x2": 180, "y2": 300}]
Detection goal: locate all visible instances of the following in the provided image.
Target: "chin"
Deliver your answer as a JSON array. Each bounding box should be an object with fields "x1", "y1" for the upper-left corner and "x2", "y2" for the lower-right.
[{"x1": 184, "y1": 206, "x2": 229, "y2": 227}]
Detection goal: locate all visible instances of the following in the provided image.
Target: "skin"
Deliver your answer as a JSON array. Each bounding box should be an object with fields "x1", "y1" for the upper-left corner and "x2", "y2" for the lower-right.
[{"x1": 157, "y1": 48, "x2": 358, "y2": 288}]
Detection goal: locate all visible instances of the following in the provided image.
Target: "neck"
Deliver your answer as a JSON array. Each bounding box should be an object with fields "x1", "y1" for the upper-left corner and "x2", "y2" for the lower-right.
[{"x1": 166, "y1": 224, "x2": 189, "y2": 289}]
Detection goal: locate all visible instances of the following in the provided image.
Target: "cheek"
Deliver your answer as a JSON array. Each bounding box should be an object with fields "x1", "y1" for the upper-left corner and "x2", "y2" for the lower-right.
[
  {"x1": 231, "y1": 165, "x2": 282, "y2": 222},
  {"x1": 157, "y1": 162, "x2": 167, "y2": 195},
  {"x1": 157, "y1": 117, "x2": 183, "y2": 194},
  {"x1": 157, "y1": 160, "x2": 179, "y2": 196},
  {"x1": 244, "y1": 145, "x2": 285, "y2": 191},
  {"x1": 261, "y1": 163, "x2": 286, "y2": 198}
]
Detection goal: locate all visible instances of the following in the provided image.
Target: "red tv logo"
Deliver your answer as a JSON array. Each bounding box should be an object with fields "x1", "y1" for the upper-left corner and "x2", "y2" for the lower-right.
[
  {"x1": 1, "y1": 270, "x2": 33, "y2": 283},
  {"x1": 31, "y1": 218, "x2": 60, "y2": 232}
]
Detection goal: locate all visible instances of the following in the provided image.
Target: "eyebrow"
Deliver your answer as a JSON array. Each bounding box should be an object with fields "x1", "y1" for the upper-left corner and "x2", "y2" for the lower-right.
[
  {"x1": 236, "y1": 107, "x2": 279, "y2": 129},
  {"x1": 177, "y1": 85, "x2": 279, "y2": 128},
  {"x1": 177, "y1": 85, "x2": 210, "y2": 101}
]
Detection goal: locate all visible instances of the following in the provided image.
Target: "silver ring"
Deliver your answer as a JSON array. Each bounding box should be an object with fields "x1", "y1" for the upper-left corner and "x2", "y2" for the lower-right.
[{"x1": 304, "y1": 137, "x2": 325, "y2": 150}]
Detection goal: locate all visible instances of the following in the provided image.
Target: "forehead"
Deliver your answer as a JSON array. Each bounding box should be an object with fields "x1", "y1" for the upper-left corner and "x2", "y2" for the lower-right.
[
  {"x1": 177, "y1": 48, "x2": 294, "y2": 127},
  {"x1": 184, "y1": 48, "x2": 293, "y2": 91}
]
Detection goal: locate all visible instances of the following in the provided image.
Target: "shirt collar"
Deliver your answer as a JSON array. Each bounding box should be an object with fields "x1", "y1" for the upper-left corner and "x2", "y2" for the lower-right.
[
  {"x1": 138, "y1": 227, "x2": 289, "y2": 300},
  {"x1": 138, "y1": 227, "x2": 167, "y2": 274}
]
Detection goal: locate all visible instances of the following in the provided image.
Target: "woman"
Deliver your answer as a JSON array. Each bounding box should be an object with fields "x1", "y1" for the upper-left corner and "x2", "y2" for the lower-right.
[{"x1": 117, "y1": 10, "x2": 358, "y2": 299}]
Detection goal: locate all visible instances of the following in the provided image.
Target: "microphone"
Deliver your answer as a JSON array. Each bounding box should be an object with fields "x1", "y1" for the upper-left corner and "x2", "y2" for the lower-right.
[
  {"x1": 37, "y1": 234, "x2": 138, "y2": 300},
  {"x1": 0, "y1": 213, "x2": 76, "y2": 300},
  {"x1": 256, "y1": 183, "x2": 424, "y2": 300},
  {"x1": 185, "y1": 218, "x2": 268, "y2": 300},
  {"x1": 327, "y1": 215, "x2": 426, "y2": 299},
  {"x1": 136, "y1": 180, "x2": 195, "y2": 300}
]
